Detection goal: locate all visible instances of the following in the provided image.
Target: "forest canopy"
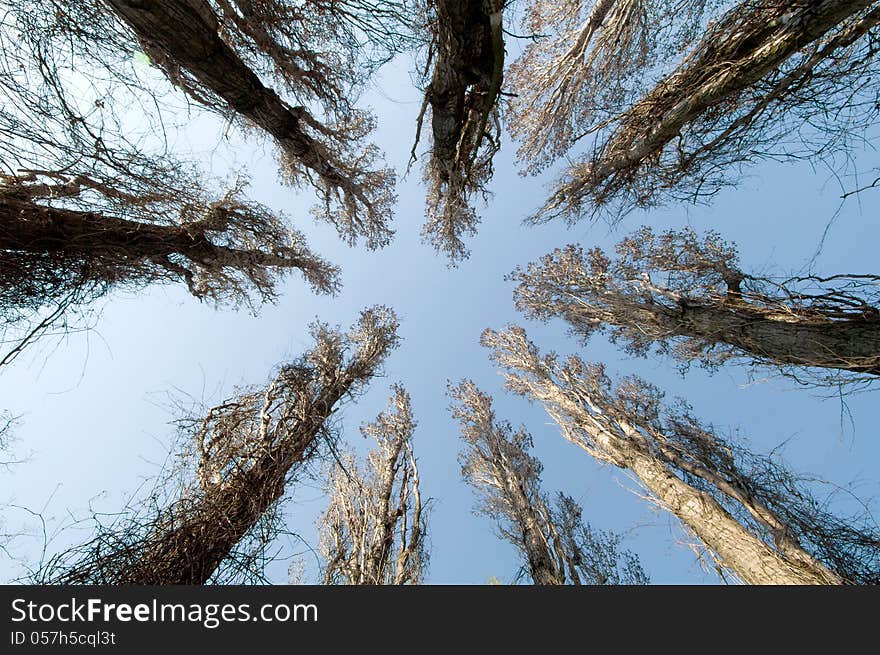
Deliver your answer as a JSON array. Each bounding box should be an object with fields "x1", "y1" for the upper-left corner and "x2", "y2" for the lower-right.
[{"x1": 1, "y1": 0, "x2": 879, "y2": 588}]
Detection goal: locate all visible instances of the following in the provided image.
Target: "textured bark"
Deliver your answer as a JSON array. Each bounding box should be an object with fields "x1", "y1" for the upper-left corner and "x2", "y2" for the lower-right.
[
  {"x1": 0, "y1": 185, "x2": 337, "y2": 303},
  {"x1": 677, "y1": 303, "x2": 880, "y2": 376},
  {"x1": 623, "y1": 444, "x2": 834, "y2": 585},
  {"x1": 426, "y1": 0, "x2": 501, "y2": 174},
  {"x1": 3, "y1": 199, "x2": 298, "y2": 272},
  {"x1": 552, "y1": 393, "x2": 840, "y2": 585},
  {"x1": 592, "y1": 0, "x2": 873, "y2": 181},
  {"x1": 507, "y1": 481, "x2": 565, "y2": 585}
]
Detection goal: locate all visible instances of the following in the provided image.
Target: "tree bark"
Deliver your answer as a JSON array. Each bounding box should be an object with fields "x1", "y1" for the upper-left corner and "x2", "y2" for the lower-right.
[
  {"x1": 567, "y1": 297, "x2": 880, "y2": 376},
  {"x1": 503, "y1": 479, "x2": 565, "y2": 585},
  {"x1": 0, "y1": 196, "x2": 314, "y2": 273},
  {"x1": 484, "y1": 326, "x2": 850, "y2": 585},
  {"x1": 547, "y1": 395, "x2": 845, "y2": 585},
  {"x1": 678, "y1": 302, "x2": 880, "y2": 375},
  {"x1": 593, "y1": 0, "x2": 873, "y2": 182},
  {"x1": 426, "y1": 0, "x2": 500, "y2": 175},
  {"x1": 618, "y1": 442, "x2": 838, "y2": 585}
]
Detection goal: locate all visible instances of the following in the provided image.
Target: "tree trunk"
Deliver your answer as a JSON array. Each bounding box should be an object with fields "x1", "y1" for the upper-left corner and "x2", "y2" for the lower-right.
[
  {"x1": 105, "y1": 0, "x2": 348, "y2": 187},
  {"x1": 678, "y1": 302, "x2": 880, "y2": 375},
  {"x1": 618, "y1": 442, "x2": 839, "y2": 585},
  {"x1": 427, "y1": 0, "x2": 500, "y2": 174},
  {"x1": 591, "y1": 0, "x2": 873, "y2": 182},
  {"x1": 0, "y1": 196, "x2": 311, "y2": 272},
  {"x1": 503, "y1": 482, "x2": 565, "y2": 585},
  {"x1": 113, "y1": 372, "x2": 353, "y2": 583},
  {"x1": 570, "y1": 296, "x2": 880, "y2": 376},
  {"x1": 553, "y1": 395, "x2": 844, "y2": 585}
]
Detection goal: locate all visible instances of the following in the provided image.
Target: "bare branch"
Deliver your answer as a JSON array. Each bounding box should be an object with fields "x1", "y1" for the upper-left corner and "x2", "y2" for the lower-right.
[
  {"x1": 102, "y1": 0, "x2": 405, "y2": 247},
  {"x1": 451, "y1": 379, "x2": 649, "y2": 584},
  {"x1": 532, "y1": 0, "x2": 880, "y2": 221},
  {"x1": 507, "y1": 0, "x2": 716, "y2": 173},
  {"x1": 317, "y1": 385, "x2": 430, "y2": 585},
  {"x1": 0, "y1": 2, "x2": 340, "y2": 364}
]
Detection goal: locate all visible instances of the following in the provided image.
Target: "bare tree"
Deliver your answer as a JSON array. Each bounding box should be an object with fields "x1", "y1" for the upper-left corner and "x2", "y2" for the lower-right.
[
  {"x1": 96, "y1": 0, "x2": 410, "y2": 247},
  {"x1": 317, "y1": 385, "x2": 429, "y2": 585},
  {"x1": 36, "y1": 306, "x2": 400, "y2": 584},
  {"x1": 507, "y1": 0, "x2": 715, "y2": 174},
  {"x1": 451, "y1": 379, "x2": 649, "y2": 584},
  {"x1": 512, "y1": 227, "x2": 880, "y2": 385},
  {"x1": 523, "y1": 0, "x2": 880, "y2": 221},
  {"x1": 482, "y1": 325, "x2": 880, "y2": 584},
  {"x1": 0, "y1": 2, "x2": 340, "y2": 366},
  {"x1": 414, "y1": 0, "x2": 507, "y2": 262}
]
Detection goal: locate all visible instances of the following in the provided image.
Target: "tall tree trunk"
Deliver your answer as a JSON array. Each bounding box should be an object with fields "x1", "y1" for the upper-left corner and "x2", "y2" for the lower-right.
[
  {"x1": 483, "y1": 326, "x2": 858, "y2": 585},
  {"x1": 512, "y1": 234, "x2": 880, "y2": 379},
  {"x1": 105, "y1": 0, "x2": 342, "y2": 183},
  {"x1": 592, "y1": 0, "x2": 873, "y2": 181},
  {"x1": 126, "y1": 383, "x2": 348, "y2": 585},
  {"x1": 542, "y1": 0, "x2": 879, "y2": 215},
  {"x1": 426, "y1": 0, "x2": 501, "y2": 173},
  {"x1": 504, "y1": 480, "x2": 566, "y2": 585},
  {"x1": 678, "y1": 302, "x2": 880, "y2": 375},
  {"x1": 619, "y1": 441, "x2": 838, "y2": 585},
  {"x1": 104, "y1": 0, "x2": 393, "y2": 248},
  {"x1": 0, "y1": 194, "x2": 330, "y2": 285}
]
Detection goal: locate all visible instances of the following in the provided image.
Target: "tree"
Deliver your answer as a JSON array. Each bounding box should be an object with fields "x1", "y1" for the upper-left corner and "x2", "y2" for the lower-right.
[
  {"x1": 450, "y1": 379, "x2": 649, "y2": 584},
  {"x1": 100, "y1": 0, "x2": 407, "y2": 248},
  {"x1": 512, "y1": 227, "x2": 880, "y2": 385},
  {"x1": 507, "y1": 0, "x2": 714, "y2": 174},
  {"x1": 0, "y1": 174, "x2": 340, "y2": 367},
  {"x1": 508, "y1": 0, "x2": 880, "y2": 221},
  {"x1": 0, "y1": 2, "x2": 340, "y2": 366},
  {"x1": 415, "y1": 0, "x2": 507, "y2": 261},
  {"x1": 36, "y1": 306, "x2": 400, "y2": 584},
  {"x1": 317, "y1": 385, "x2": 429, "y2": 585},
  {"x1": 482, "y1": 325, "x2": 880, "y2": 584}
]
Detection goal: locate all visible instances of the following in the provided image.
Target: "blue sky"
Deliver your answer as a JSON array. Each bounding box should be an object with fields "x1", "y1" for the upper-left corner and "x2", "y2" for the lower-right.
[{"x1": 1, "y1": 47, "x2": 879, "y2": 585}]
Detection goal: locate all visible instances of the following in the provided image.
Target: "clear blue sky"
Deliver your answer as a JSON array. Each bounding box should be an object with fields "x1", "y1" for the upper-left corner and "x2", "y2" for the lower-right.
[{"x1": 1, "y1": 49, "x2": 878, "y2": 585}]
